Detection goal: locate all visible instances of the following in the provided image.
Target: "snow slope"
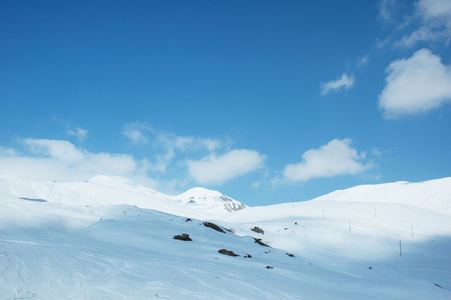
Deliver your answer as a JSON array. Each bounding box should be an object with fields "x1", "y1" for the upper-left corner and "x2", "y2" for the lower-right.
[
  {"x1": 1, "y1": 176, "x2": 450, "y2": 299},
  {"x1": 0, "y1": 175, "x2": 246, "y2": 221},
  {"x1": 313, "y1": 177, "x2": 451, "y2": 216}
]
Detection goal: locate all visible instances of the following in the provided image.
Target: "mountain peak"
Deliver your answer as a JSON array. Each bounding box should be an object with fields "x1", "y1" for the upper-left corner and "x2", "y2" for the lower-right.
[{"x1": 176, "y1": 187, "x2": 247, "y2": 212}]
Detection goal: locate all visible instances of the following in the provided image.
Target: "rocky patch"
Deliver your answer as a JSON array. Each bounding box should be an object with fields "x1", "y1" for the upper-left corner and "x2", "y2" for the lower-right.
[
  {"x1": 218, "y1": 249, "x2": 240, "y2": 257},
  {"x1": 251, "y1": 226, "x2": 264, "y2": 234},
  {"x1": 203, "y1": 222, "x2": 226, "y2": 233},
  {"x1": 254, "y1": 238, "x2": 270, "y2": 247},
  {"x1": 173, "y1": 233, "x2": 192, "y2": 241}
]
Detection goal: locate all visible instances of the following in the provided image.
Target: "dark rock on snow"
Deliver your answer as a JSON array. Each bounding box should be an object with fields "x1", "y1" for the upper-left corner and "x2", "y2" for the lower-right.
[
  {"x1": 218, "y1": 249, "x2": 240, "y2": 257},
  {"x1": 251, "y1": 226, "x2": 264, "y2": 234},
  {"x1": 203, "y1": 222, "x2": 226, "y2": 233},
  {"x1": 254, "y1": 238, "x2": 270, "y2": 247},
  {"x1": 173, "y1": 233, "x2": 192, "y2": 241}
]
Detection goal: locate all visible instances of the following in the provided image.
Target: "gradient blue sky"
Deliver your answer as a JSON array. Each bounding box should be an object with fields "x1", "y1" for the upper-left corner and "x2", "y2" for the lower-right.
[{"x1": 1, "y1": 0, "x2": 450, "y2": 206}]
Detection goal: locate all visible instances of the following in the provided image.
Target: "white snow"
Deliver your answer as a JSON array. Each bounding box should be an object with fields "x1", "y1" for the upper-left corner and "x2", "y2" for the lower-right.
[
  {"x1": 175, "y1": 187, "x2": 247, "y2": 213},
  {"x1": 313, "y1": 177, "x2": 451, "y2": 216},
  {"x1": 1, "y1": 175, "x2": 450, "y2": 299}
]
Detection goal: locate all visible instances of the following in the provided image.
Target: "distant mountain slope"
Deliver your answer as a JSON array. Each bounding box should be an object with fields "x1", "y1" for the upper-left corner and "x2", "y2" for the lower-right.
[
  {"x1": 313, "y1": 177, "x2": 451, "y2": 216},
  {"x1": 0, "y1": 175, "x2": 246, "y2": 219}
]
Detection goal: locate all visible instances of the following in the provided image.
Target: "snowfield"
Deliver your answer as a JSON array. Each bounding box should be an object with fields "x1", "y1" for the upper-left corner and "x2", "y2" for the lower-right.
[{"x1": 0, "y1": 175, "x2": 450, "y2": 299}]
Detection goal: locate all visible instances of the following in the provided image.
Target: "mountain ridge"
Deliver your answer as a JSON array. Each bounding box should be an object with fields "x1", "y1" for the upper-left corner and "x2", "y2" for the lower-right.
[{"x1": 312, "y1": 177, "x2": 451, "y2": 216}]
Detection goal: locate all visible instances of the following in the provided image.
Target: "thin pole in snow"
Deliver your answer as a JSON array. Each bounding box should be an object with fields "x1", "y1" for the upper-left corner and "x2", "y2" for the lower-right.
[
  {"x1": 411, "y1": 225, "x2": 414, "y2": 238},
  {"x1": 46, "y1": 180, "x2": 56, "y2": 201}
]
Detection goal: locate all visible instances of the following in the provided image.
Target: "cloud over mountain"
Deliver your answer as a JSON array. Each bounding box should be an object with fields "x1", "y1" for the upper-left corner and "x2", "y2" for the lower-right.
[
  {"x1": 0, "y1": 138, "x2": 152, "y2": 185},
  {"x1": 187, "y1": 149, "x2": 266, "y2": 185},
  {"x1": 283, "y1": 139, "x2": 369, "y2": 182}
]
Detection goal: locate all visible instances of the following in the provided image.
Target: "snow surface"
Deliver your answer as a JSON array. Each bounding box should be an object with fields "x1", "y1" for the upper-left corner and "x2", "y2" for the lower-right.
[
  {"x1": 176, "y1": 187, "x2": 247, "y2": 212},
  {"x1": 313, "y1": 177, "x2": 451, "y2": 216},
  {"x1": 1, "y1": 175, "x2": 450, "y2": 299}
]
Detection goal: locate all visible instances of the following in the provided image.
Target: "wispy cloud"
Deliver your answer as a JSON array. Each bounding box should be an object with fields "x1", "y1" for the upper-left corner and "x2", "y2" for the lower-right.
[
  {"x1": 413, "y1": 0, "x2": 451, "y2": 45},
  {"x1": 154, "y1": 129, "x2": 225, "y2": 174},
  {"x1": 378, "y1": 48, "x2": 451, "y2": 118},
  {"x1": 282, "y1": 139, "x2": 369, "y2": 182},
  {"x1": 320, "y1": 73, "x2": 355, "y2": 96},
  {"x1": 187, "y1": 149, "x2": 266, "y2": 185},
  {"x1": 381, "y1": 0, "x2": 451, "y2": 48},
  {"x1": 52, "y1": 116, "x2": 88, "y2": 142},
  {"x1": 154, "y1": 131, "x2": 223, "y2": 153},
  {"x1": 122, "y1": 122, "x2": 228, "y2": 174},
  {"x1": 357, "y1": 55, "x2": 370, "y2": 68},
  {"x1": 66, "y1": 127, "x2": 88, "y2": 142},
  {"x1": 395, "y1": 24, "x2": 449, "y2": 48},
  {"x1": 122, "y1": 122, "x2": 152, "y2": 144},
  {"x1": 378, "y1": 0, "x2": 399, "y2": 22}
]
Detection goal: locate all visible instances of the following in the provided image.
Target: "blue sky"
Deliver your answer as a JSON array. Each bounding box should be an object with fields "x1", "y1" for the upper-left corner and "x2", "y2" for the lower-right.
[{"x1": 1, "y1": 0, "x2": 450, "y2": 206}]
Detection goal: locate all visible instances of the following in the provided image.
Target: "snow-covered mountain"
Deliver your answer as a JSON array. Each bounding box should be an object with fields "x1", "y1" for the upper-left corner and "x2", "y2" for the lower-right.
[
  {"x1": 175, "y1": 187, "x2": 247, "y2": 212},
  {"x1": 0, "y1": 175, "x2": 246, "y2": 220},
  {"x1": 313, "y1": 177, "x2": 451, "y2": 216},
  {"x1": 1, "y1": 175, "x2": 450, "y2": 299}
]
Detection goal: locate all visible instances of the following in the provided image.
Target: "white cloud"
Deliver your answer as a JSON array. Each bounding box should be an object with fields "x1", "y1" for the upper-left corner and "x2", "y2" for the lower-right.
[
  {"x1": 394, "y1": 0, "x2": 451, "y2": 47},
  {"x1": 154, "y1": 132, "x2": 222, "y2": 153},
  {"x1": 378, "y1": 48, "x2": 451, "y2": 118},
  {"x1": 151, "y1": 130, "x2": 225, "y2": 174},
  {"x1": 0, "y1": 135, "x2": 262, "y2": 191},
  {"x1": 122, "y1": 122, "x2": 152, "y2": 144},
  {"x1": 396, "y1": 25, "x2": 448, "y2": 47},
  {"x1": 123, "y1": 122, "x2": 224, "y2": 152},
  {"x1": 378, "y1": 0, "x2": 398, "y2": 22},
  {"x1": 51, "y1": 116, "x2": 88, "y2": 142},
  {"x1": 0, "y1": 146, "x2": 16, "y2": 157},
  {"x1": 321, "y1": 73, "x2": 355, "y2": 96},
  {"x1": 23, "y1": 138, "x2": 85, "y2": 161},
  {"x1": 67, "y1": 127, "x2": 88, "y2": 141},
  {"x1": 122, "y1": 122, "x2": 240, "y2": 185},
  {"x1": 187, "y1": 149, "x2": 265, "y2": 185},
  {"x1": 417, "y1": 0, "x2": 451, "y2": 25},
  {"x1": 357, "y1": 55, "x2": 370, "y2": 68},
  {"x1": 0, "y1": 138, "x2": 151, "y2": 184},
  {"x1": 283, "y1": 139, "x2": 368, "y2": 182},
  {"x1": 153, "y1": 148, "x2": 175, "y2": 174}
]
